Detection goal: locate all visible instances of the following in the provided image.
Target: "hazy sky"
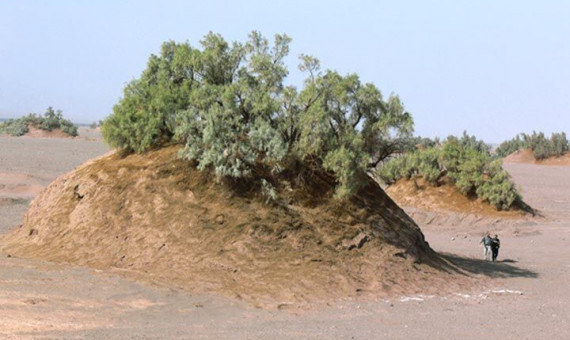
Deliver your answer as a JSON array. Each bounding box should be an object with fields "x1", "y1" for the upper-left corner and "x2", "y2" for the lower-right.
[{"x1": 1, "y1": 0, "x2": 569, "y2": 142}]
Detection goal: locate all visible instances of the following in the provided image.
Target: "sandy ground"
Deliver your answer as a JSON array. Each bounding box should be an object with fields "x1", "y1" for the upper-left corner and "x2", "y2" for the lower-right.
[{"x1": 0, "y1": 130, "x2": 569, "y2": 339}]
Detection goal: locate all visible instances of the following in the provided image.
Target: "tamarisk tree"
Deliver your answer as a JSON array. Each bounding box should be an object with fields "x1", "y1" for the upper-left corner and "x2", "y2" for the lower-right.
[{"x1": 103, "y1": 32, "x2": 412, "y2": 198}]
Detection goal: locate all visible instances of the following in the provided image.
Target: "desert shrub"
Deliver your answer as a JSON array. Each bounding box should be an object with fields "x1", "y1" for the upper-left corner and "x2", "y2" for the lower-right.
[
  {"x1": 0, "y1": 119, "x2": 29, "y2": 136},
  {"x1": 38, "y1": 107, "x2": 61, "y2": 131},
  {"x1": 60, "y1": 120, "x2": 78, "y2": 137},
  {"x1": 532, "y1": 138, "x2": 552, "y2": 160},
  {"x1": 377, "y1": 157, "x2": 406, "y2": 185},
  {"x1": 103, "y1": 41, "x2": 195, "y2": 153},
  {"x1": 457, "y1": 130, "x2": 490, "y2": 153},
  {"x1": 378, "y1": 148, "x2": 441, "y2": 186},
  {"x1": 495, "y1": 135, "x2": 524, "y2": 158},
  {"x1": 378, "y1": 133, "x2": 523, "y2": 210},
  {"x1": 475, "y1": 160, "x2": 521, "y2": 210},
  {"x1": 498, "y1": 131, "x2": 568, "y2": 160},
  {"x1": 439, "y1": 137, "x2": 463, "y2": 174},
  {"x1": 103, "y1": 32, "x2": 413, "y2": 199},
  {"x1": 550, "y1": 132, "x2": 569, "y2": 156},
  {"x1": 416, "y1": 148, "x2": 442, "y2": 184},
  {"x1": 450, "y1": 149, "x2": 488, "y2": 196},
  {"x1": 0, "y1": 107, "x2": 77, "y2": 137}
]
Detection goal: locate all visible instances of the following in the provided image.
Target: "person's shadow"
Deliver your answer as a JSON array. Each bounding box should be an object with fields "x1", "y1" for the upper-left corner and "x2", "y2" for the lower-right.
[{"x1": 438, "y1": 253, "x2": 538, "y2": 279}]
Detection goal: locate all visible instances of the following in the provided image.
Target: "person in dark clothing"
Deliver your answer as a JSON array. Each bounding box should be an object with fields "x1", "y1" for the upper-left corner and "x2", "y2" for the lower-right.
[{"x1": 491, "y1": 234, "x2": 501, "y2": 262}]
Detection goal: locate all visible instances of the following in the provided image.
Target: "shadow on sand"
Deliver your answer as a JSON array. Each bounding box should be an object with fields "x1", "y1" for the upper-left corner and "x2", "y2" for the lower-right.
[{"x1": 440, "y1": 253, "x2": 538, "y2": 279}]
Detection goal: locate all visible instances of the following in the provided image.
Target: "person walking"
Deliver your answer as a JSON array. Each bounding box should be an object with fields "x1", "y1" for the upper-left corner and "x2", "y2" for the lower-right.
[
  {"x1": 491, "y1": 234, "x2": 501, "y2": 262},
  {"x1": 480, "y1": 232, "x2": 492, "y2": 260}
]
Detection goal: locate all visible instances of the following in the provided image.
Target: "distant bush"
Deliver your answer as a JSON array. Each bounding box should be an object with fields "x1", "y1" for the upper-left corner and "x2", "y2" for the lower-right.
[
  {"x1": 0, "y1": 119, "x2": 29, "y2": 136},
  {"x1": 0, "y1": 107, "x2": 77, "y2": 137},
  {"x1": 496, "y1": 131, "x2": 568, "y2": 160},
  {"x1": 378, "y1": 132, "x2": 522, "y2": 211},
  {"x1": 89, "y1": 120, "x2": 103, "y2": 129},
  {"x1": 495, "y1": 135, "x2": 524, "y2": 158}
]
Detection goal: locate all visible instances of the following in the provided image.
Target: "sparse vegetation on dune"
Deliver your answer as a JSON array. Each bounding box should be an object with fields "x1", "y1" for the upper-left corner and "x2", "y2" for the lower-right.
[
  {"x1": 102, "y1": 31, "x2": 413, "y2": 199},
  {"x1": 496, "y1": 131, "x2": 569, "y2": 160},
  {"x1": 0, "y1": 107, "x2": 78, "y2": 137},
  {"x1": 378, "y1": 132, "x2": 527, "y2": 211},
  {"x1": 1, "y1": 31, "x2": 483, "y2": 305}
]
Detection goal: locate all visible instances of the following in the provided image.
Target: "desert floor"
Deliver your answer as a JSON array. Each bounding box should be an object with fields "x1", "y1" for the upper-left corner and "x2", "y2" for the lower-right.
[{"x1": 0, "y1": 130, "x2": 568, "y2": 339}]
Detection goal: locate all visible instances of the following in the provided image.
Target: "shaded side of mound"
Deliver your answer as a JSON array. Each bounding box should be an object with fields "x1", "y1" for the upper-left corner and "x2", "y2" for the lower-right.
[
  {"x1": 504, "y1": 148, "x2": 570, "y2": 166},
  {"x1": 1, "y1": 146, "x2": 470, "y2": 306},
  {"x1": 385, "y1": 177, "x2": 530, "y2": 224}
]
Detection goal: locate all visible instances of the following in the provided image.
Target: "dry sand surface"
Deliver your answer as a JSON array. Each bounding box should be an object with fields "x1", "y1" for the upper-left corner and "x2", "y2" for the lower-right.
[{"x1": 0, "y1": 130, "x2": 569, "y2": 339}]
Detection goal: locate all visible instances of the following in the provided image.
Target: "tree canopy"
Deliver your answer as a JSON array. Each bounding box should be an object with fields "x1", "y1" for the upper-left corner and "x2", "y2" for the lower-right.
[{"x1": 102, "y1": 32, "x2": 413, "y2": 198}]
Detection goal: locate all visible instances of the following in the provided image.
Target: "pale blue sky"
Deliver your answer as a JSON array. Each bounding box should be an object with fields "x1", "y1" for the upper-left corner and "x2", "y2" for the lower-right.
[{"x1": 1, "y1": 0, "x2": 569, "y2": 143}]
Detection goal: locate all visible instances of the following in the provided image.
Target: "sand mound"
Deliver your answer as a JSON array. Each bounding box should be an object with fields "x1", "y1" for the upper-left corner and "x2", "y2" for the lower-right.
[
  {"x1": 385, "y1": 177, "x2": 531, "y2": 227},
  {"x1": 0, "y1": 146, "x2": 471, "y2": 307},
  {"x1": 504, "y1": 148, "x2": 570, "y2": 166},
  {"x1": 23, "y1": 126, "x2": 74, "y2": 139}
]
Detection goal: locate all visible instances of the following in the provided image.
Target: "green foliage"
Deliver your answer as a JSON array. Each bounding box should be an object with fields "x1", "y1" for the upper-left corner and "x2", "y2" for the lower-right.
[
  {"x1": 103, "y1": 31, "x2": 413, "y2": 199},
  {"x1": 378, "y1": 133, "x2": 523, "y2": 210},
  {"x1": 551, "y1": 132, "x2": 569, "y2": 156},
  {"x1": 0, "y1": 119, "x2": 29, "y2": 136},
  {"x1": 0, "y1": 107, "x2": 77, "y2": 137},
  {"x1": 415, "y1": 148, "x2": 442, "y2": 184},
  {"x1": 294, "y1": 65, "x2": 413, "y2": 196},
  {"x1": 451, "y1": 149, "x2": 488, "y2": 196},
  {"x1": 378, "y1": 147, "x2": 441, "y2": 186},
  {"x1": 496, "y1": 131, "x2": 568, "y2": 159},
  {"x1": 475, "y1": 160, "x2": 520, "y2": 210},
  {"x1": 102, "y1": 41, "x2": 197, "y2": 152},
  {"x1": 495, "y1": 135, "x2": 524, "y2": 158},
  {"x1": 260, "y1": 179, "x2": 278, "y2": 203},
  {"x1": 377, "y1": 157, "x2": 405, "y2": 185},
  {"x1": 410, "y1": 136, "x2": 440, "y2": 150}
]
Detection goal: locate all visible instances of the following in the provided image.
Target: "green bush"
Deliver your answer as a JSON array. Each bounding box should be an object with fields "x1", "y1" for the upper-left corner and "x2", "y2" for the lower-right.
[
  {"x1": 60, "y1": 120, "x2": 78, "y2": 137},
  {"x1": 0, "y1": 119, "x2": 29, "y2": 136},
  {"x1": 497, "y1": 131, "x2": 568, "y2": 159},
  {"x1": 102, "y1": 32, "x2": 413, "y2": 199},
  {"x1": 495, "y1": 136, "x2": 524, "y2": 158},
  {"x1": 377, "y1": 158, "x2": 405, "y2": 185},
  {"x1": 475, "y1": 160, "x2": 521, "y2": 210},
  {"x1": 450, "y1": 149, "x2": 488, "y2": 196},
  {"x1": 550, "y1": 132, "x2": 569, "y2": 156},
  {"x1": 0, "y1": 107, "x2": 77, "y2": 137}
]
